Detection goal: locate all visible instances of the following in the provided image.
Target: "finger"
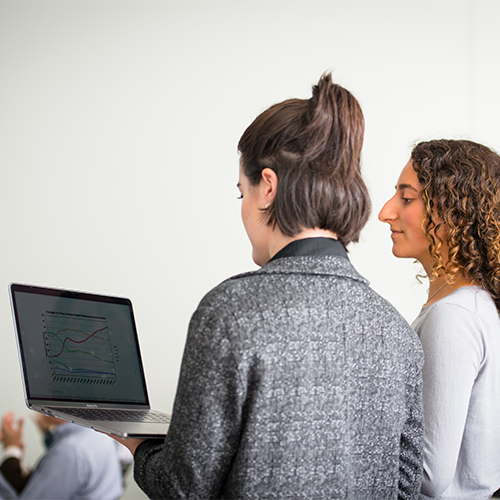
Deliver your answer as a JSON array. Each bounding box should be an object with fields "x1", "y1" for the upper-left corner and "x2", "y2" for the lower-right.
[
  {"x1": 3, "y1": 412, "x2": 15, "y2": 429},
  {"x1": 3, "y1": 411, "x2": 14, "y2": 423},
  {"x1": 3, "y1": 418, "x2": 16, "y2": 432}
]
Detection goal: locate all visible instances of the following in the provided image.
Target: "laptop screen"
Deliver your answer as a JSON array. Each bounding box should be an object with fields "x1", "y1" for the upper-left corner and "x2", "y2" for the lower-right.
[{"x1": 10, "y1": 283, "x2": 150, "y2": 406}]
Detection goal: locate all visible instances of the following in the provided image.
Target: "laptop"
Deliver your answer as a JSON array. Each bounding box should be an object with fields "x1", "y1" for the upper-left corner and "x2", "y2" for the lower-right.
[{"x1": 9, "y1": 282, "x2": 171, "y2": 439}]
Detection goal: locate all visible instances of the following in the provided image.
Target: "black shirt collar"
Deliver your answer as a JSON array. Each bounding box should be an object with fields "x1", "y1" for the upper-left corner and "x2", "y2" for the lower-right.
[{"x1": 269, "y1": 237, "x2": 348, "y2": 263}]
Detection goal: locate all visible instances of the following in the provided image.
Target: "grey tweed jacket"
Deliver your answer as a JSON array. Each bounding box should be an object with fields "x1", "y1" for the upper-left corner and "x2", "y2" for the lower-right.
[{"x1": 134, "y1": 251, "x2": 424, "y2": 499}]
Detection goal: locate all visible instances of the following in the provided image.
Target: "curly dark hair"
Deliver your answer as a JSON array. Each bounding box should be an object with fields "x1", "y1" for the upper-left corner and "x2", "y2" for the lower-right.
[{"x1": 411, "y1": 139, "x2": 500, "y2": 311}]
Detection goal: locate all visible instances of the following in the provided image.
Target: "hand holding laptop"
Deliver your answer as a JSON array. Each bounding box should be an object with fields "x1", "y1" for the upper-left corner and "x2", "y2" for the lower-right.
[{"x1": 106, "y1": 434, "x2": 146, "y2": 454}]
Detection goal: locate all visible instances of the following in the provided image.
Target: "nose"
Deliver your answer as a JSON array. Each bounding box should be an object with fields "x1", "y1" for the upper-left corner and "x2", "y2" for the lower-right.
[{"x1": 378, "y1": 195, "x2": 397, "y2": 223}]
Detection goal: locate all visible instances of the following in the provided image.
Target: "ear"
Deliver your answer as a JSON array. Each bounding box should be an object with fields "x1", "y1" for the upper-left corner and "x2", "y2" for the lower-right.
[{"x1": 260, "y1": 168, "x2": 278, "y2": 203}]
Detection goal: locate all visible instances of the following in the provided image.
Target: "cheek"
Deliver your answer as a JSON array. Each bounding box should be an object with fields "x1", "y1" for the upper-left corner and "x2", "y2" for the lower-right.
[
  {"x1": 411, "y1": 211, "x2": 426, "y2": 236},
  {"x1": 240, "y1": 201, "x2": 251, "y2": 230},
  {"x1": 406, "y1": 212, "x2": 428, "y2": 246},
  {"x1": 240, "y1": 200, "x2": 259, "y2": 243},
  {"x1": 240, "y1": 201, "x2": 245, "y2": 223}
]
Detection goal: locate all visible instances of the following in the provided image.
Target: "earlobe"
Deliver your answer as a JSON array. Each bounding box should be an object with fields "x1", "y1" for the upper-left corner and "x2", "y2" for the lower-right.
[{"x1": 260, "y1": 168, "x2": 278, "y2": 202}]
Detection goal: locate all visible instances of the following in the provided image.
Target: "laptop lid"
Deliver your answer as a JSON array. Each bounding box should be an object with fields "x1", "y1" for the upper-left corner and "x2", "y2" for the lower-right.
[{"x1": 9, "y1": 282, "x2": 151, "y2": 411}]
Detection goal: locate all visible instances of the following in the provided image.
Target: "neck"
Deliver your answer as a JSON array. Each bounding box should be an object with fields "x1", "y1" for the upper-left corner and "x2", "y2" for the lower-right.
[
  {"x1": 268, "y1": 228, "x2": 338, "y2": 264},
  {"x1": 425, "y1": 273, "x2": 473, "y2": 307}
]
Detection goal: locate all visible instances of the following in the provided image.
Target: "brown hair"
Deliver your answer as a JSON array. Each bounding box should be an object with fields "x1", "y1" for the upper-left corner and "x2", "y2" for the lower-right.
[
  {"x1": 237, "y1": 72, "x2": 370, "y2": 247},
  {"x1": 411, "y1": 139, "x2": 500, "y2": 311}
]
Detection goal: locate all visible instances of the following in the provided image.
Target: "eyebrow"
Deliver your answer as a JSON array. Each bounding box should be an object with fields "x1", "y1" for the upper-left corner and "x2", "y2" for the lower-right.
[{"x1": 396, "y1": 183, "x2": 419, "y2": 192}]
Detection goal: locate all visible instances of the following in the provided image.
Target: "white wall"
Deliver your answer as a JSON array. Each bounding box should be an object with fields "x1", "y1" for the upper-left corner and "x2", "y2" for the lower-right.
[{"x1": 0, "y1": 1, "x2": 499, "y2": 498}]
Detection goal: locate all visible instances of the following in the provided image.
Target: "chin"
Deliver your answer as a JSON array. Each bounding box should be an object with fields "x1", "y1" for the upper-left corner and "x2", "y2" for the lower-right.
[
  {"x1": 252, "y1": 251, "x2": 262, "y2": 267},
  {"x1": 252, "y1": 257, "x2": 266, "y2": 267},
  {"x1": 252, "y1": 250, "x2": 268, "y2": 268},
  {"x1": 391, "y1": 246, "x2": 409, "y2": 259}
]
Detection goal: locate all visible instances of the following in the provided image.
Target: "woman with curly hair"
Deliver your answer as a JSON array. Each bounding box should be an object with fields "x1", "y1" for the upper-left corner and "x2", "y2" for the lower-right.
[{"x1": 379, "y1": 139, "x2": 500, "y2": 499}]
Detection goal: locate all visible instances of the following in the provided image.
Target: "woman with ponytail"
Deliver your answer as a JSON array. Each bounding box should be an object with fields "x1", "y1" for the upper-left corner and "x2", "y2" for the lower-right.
[
  {"x1": 125, "y1": 73, "x2": 425, "y2": 499},
  {"x1": 379, "y1": 139, "x2": 500, "y2": 498}
]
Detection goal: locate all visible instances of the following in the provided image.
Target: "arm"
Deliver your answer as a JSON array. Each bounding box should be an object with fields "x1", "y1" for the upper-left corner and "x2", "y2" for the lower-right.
[
  {"x1": 0, "y1": 458, "x2": 29, "y2": 494},
  {"x1": 418, "y1": 303, "x2": 483, "y2": 497},
  {"x1": 0, "y1": 412, "x2": 30, "y2": 494},
  {"x1": 134, "y1": 300, "x2": 243, "y2": 499},
  {"x1": 0, "y1": 470, "x2": 17, "y2": 499},
  {"x1": 16, "y1": 441, "x2": 85, "y2": 500}
]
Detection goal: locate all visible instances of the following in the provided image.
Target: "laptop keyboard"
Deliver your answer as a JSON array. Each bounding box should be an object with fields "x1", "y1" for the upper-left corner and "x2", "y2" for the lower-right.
[{"x1": 49, "y1": 407, "x2": 171, "y2": 423}]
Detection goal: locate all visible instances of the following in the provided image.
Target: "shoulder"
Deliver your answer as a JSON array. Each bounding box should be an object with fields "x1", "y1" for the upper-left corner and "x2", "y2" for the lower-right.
[
  {"x1": 53, "y1": 425, "x2": 115, "y2": 457},
  {"x1": 414, "y1": 286, "x2": 497, "y2": 332},
  {"x1": 193, "y1": 256, "x2": 419, "y2": 344},
  {"x1": 195, "y1": 255, "x2": 374, "y2": 316},
  {"x1": 413, "y1": 286, "x2": 499, "y2": 357}
]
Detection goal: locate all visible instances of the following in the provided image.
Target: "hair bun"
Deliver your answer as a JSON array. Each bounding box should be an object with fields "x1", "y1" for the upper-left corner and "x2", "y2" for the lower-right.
[{"x1": 238, "y1": 72, "x2": 370, "y2": 246}]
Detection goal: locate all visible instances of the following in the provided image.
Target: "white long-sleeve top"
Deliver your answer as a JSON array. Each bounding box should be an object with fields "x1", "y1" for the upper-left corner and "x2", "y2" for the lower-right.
[{"x1": 412, "y1": 286, "x2": 500, "y2": 499}]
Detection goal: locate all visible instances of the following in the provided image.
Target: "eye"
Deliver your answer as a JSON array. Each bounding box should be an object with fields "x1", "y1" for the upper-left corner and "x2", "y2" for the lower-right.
[
  {"x1": 237, "y1": 194, "x2": 243, "y2": 200},
  {"x1": 402, "y1": 197, "x2": 413, "y2": 204}
]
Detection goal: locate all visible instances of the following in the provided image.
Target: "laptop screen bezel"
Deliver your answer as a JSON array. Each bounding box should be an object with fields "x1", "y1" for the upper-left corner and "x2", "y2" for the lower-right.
[{"x1": 9, "y1": 282, "x2": 151, "y2": 409}]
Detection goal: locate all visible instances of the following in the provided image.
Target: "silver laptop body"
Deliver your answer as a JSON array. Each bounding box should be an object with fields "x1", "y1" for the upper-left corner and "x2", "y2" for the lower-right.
[{"x1": 9, "y1": 283, "x2": 170, "y2": 438}]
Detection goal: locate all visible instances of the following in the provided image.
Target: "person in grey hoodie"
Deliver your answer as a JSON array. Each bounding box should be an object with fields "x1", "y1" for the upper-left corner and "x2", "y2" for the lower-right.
[{"x1": 117, "y1": 72, "x2": 424, "y2": 500}]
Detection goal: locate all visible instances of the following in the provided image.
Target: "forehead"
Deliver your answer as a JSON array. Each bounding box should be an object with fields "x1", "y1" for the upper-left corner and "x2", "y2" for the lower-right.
[
  {"x1": 237, "y1": 162, "x2": 245, "y2": 180},
  {"x1": 397, "y1": 160, "x2": 422, "y2": 191},
  {"x1": 237, "y1": 163, "x2": 250, "y2": 188}
]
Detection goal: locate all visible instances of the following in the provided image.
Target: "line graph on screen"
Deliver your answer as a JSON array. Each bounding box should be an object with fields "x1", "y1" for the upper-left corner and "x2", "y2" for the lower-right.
[{"x1": 44, "y1": 313, "x2": 117, "y2": 384}]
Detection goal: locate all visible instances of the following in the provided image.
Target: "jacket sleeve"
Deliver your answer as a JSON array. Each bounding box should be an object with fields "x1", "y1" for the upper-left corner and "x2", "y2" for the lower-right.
[
  {"x1": 0, "y1": 466, "x2": 18, "y2": 499},
  {"x1": 134, "y1": 299, "x2": 244, "y2": 499},
  {"x1": 0, "y1": 457, "x2": 30, "y2": 494},
  {"x1": 398, "y1": 336, "x2": 424, "y2": 500}
]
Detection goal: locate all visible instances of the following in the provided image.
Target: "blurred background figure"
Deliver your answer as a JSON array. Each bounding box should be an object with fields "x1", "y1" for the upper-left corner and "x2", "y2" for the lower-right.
[{"x1": 0, "y1": 411, "x2": 123, "y2": 500}]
